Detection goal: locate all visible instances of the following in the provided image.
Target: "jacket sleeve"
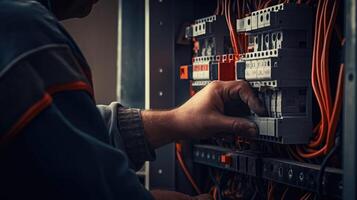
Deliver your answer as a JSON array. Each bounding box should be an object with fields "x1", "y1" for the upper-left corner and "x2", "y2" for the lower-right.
[
  {"x1": 97, "y1": 103, "x2": 156, "y2": 170},
  {"x1": 0, "y1": 46, "x2": 155, "y2": 200}
]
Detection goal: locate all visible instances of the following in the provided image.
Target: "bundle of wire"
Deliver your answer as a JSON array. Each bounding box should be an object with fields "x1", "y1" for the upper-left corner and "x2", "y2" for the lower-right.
[
  {"x1": 295, "y1": 0, "x2": 345, "y2": 159},
  {"x1": 215, "y1": 0, "x2": 247, "y2": 58}
]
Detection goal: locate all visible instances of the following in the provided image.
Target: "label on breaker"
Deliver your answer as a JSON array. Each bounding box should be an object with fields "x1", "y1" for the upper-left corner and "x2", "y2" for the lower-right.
[
  {"x1": 257, "y1": 66, "x2": 271, "y2": 79},
  {"x1": 245, "y1": 66, "x2": 271, "y2": 80},
  {"x1": 193, "y1": 64, "x2": 210, "y2": 80},
  {"x1": 245, "y1": 59, "x2": 272, "y2": 80}
]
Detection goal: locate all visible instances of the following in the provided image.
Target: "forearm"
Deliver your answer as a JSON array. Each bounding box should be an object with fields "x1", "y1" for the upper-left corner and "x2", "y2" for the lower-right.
[{"x1": 141, "y1": 109, "x2": 183, "y2": 148}]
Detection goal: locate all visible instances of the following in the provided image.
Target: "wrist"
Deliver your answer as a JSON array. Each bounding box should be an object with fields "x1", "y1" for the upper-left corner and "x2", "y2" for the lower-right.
[
  {"x1": 141, "y1": 109, "x2": 182, "y2": 148},
  {"x1": 169, "y1": 107, "x2": 193, "y2": 140}
]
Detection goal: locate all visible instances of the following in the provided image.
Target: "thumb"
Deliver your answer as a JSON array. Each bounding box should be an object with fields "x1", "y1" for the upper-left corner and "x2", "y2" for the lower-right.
[{"x1": 213, "y1": 114, "x2": 258, "y2": 137}]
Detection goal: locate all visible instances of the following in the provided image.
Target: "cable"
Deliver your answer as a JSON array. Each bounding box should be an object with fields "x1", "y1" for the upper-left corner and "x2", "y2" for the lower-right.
[
  {"x1": 298, "y1": 63, "x2": 344, "y2": 158},
  {"x1": 300, "y1": 193, "x2": 309, "y2": 200},
  {"x1": 213, "y1": 187, "x2": 218, "y2": 200},
  {"x1": 263, "y1": 0, "x2": 272, "y2": 8},
  {"x1": 302, "y1": 193, "x2": 312, "y2": 200},
  {"x1": 281, "y1": 187, "x2": 289, "y2": 200},
  {"x1": 218, "y1": 0, "x2": 226, "y2": 16},
  {"x1": 267, "y1": 182, "x2": 274, "y2": 200},
  {"x1": 215, "y1": 0, "x2": 221, "y2": 15},
  {"x1": 209, "y1": 169, "x2": 222, "y2": 200},
  {"x1": 224, "y1": 0, "x2": 239, "y2": 55},
  {"x1": 175, "y1": 143, "x2": 201, "y2": 194},
  {"x1": 315, "y1": 135, "x2": 341, "y2": 200}
]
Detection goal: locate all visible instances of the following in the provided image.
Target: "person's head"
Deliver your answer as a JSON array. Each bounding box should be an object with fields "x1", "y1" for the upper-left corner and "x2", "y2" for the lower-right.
[{"x1": 40, "y1": 0, "x2": 99, "y2": 20}]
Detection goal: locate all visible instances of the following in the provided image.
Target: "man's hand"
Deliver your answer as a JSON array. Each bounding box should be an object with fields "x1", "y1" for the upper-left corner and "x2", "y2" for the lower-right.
[
  {"x1": 151, "y1": 190, "x2": 211, "y2": 200},
  {"x1": 142, "y1": 81, "x2": 266, "y2": 148},
  {"x1": 173, "y1": 80, "x2": 266, "y2": 140}
]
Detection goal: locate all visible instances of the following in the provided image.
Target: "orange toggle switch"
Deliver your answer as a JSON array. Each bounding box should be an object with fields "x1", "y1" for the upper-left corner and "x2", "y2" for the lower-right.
[{"x1": 220, "y1": 154, "x2": 232, "y2": 165}]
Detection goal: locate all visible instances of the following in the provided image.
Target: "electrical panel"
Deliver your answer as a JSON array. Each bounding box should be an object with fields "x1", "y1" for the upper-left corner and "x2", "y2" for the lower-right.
[{"x1": 176, "y1": 1, "x2": 343, "y2": 199}]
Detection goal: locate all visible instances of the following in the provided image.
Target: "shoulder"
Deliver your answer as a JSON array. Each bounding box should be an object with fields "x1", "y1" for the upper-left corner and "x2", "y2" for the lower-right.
[
  {"x1": 0, "y1": 1, "x2": 51, "y2": 23},
  {"x1": 0, "y1": 0, "x2": 60, "y2": 37},
  {"x1": 0, "y1": 1, "x2": 70, "y2": 75}
]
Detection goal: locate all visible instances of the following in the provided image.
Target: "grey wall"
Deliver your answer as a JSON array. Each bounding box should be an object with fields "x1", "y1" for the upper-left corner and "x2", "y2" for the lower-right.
[{"x1": 62, "y1": 1, "x2": 119, "y2": 104}]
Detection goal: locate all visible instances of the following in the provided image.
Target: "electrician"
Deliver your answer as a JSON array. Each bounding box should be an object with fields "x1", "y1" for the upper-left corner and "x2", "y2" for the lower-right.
[{"x1": 0, "y1": 0, "x2": 266, "y2": 199}]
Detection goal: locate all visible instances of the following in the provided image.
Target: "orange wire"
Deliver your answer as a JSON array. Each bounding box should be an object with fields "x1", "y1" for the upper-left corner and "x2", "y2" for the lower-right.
[
  {"x1": 213, "y1": 187, "x2": 217, "y2": 200},
  {"x1": 321, "y1": 0, "x2": 334, "y2": 117},
  {"x1": 297, "y1": 0, "x2": 343, "y2": 158},
  {"x1": 300, "y1": 193, "x2": 309, "y2": 200},
  {"x1": 308, "y1": 0, "x2": 327, "y2": 148},
  {"x1": 281, "y1": 187, "x2": 288, "y2": 200},
  {"x1": 298, "y1": 63, "x2": 344, "y2": 158},
  {"x1": 311, "y1": 0, "x2": 330, "y2": 147},
  {"x1": 267, "y1": 182, "x2": 274, "y2": 200},
  {"x1": 322, "y1": 0, "x2": 341, "y2": 151},
  {"x1": 175, "y1": 143, "x2": 201, "y2": 194},
  {"x1": 326, "y1": 64, "x2": 344, "y2": 151},
  {"x1": 225, "y1": 0, "x2": 239, "y2": 55},
  {"x1": 264, "y1": 0, "x2": 272, "y2": 8},
  {"x1": 221, "y1": 0, "x2": 225, "y2": 15},
  {"x1": 215, "y1": 0, "x2": 220, "y2": 15}
]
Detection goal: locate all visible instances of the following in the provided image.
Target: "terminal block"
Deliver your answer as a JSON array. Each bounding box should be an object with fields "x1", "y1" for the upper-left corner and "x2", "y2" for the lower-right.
[
  {"x1": 192, "y1": 145, "x2": 342, "y2": 197},
  {"x1": 193, "y1": 144, "x2": 240, "y2": 172},
  {"x1": 192, "y1": 145, "x2": 264, "y2": 176},
  {"x1": 186, "y1": 15, "x2": 232, "y2": 57}
]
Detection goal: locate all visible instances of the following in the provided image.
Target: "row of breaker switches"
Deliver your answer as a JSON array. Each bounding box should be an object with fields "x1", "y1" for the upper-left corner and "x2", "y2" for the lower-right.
[
  {"x1": 180, "y1": 54, "x2": 236, "y2": 81},
  {"x1": 181, "y1": 49, "x2": 311, "y2": 85},
  {"x1": 247, "y1": 30, "x2": 311, "y2": 52},
  {"x1": 193, "y1": 145, "x2": 342, "y2": 197},
  {"x1": 236, "y1": 3, "x2": 312, "y2": 32}
]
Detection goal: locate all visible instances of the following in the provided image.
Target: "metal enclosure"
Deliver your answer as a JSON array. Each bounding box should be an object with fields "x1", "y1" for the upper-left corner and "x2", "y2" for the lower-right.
[
  {"x1": 144, "y1": 0, "x2": 356, "y2": 198},
  {"x1": 145, "y1": 0, "x2": 194, "y2": 191},
  {"x1": 343, "y1": 0, "x2": 357, "y2": 199}
]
